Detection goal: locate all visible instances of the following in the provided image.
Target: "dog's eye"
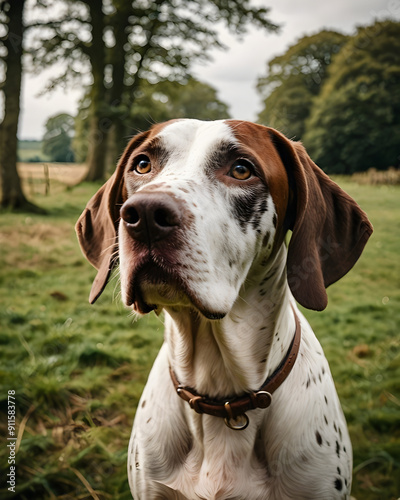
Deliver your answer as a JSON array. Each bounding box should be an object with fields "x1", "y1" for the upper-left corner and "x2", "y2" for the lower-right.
[
  {"x1": 134, "y1": 156, "x2": 152, "y2": 174},
  {"x1": 229, "y1": 160, "x2": 254, "y2": 180}
]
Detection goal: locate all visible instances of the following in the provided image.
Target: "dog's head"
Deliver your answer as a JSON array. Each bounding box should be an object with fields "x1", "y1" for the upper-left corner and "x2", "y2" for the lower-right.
[{"x1": 76, "y1": 119, "x2": 372, "y2": 317}]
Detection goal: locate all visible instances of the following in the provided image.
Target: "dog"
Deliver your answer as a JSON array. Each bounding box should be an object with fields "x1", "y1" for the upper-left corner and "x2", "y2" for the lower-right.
[{"x1": 76, "y1": 119, "x2": 373, "y2": 499}]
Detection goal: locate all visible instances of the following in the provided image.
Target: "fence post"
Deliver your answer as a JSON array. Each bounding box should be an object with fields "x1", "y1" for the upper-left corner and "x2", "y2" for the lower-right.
[
  {"x1": 28, "y1": 172, "x2": 34, "y2": 197},
  {"x1": 43, "y1": 163, "x2": 50, "y2": 196}
]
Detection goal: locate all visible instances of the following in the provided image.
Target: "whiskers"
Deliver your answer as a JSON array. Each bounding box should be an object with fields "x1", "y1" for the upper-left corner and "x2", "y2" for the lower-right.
[
  {"x1": 127, "y1": 308, "x2": 142, "y2": 323},
  {"x1": 99, "y1": 235, "x2": 118, "y2": 258},
  {"x1": 111, "y1": 265, "x2": 122, "y2": 306}
]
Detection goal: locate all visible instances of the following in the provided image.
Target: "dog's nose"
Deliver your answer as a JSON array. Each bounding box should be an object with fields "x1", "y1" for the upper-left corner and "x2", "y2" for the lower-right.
[{"x1": 120, "y1": 192, "x2": 182, "y2": 245}]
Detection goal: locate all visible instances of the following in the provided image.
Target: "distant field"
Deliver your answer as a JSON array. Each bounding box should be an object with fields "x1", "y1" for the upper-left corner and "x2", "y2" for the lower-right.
[
  {"x1": 17, "y1": 163, "x2": 87, "y2": 195},
  {"x1": 18, "y1": 140, "x2": 50, "y2": 162},
  {"x1": 0, "y1": 174, "x2": 399, "y2": 499}
]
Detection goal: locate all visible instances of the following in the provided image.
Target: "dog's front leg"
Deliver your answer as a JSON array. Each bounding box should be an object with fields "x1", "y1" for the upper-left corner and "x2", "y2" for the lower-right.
[{"x1": 128, "y1": 344, "x2": 193, "y2": 499}]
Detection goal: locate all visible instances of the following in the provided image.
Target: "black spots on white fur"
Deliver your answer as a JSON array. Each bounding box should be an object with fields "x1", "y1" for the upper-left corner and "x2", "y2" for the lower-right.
[
  {"x1": 251, "y1": 197, "x2": 269, "y2": 232},
  {"x1": 306, "y1": 368, "x2": 320, "y2": 387},
  {"x1": 337, "y1": 467, "x2": 341, "y2": 475},
  {"x1": 231, "y1": 190, "x2": 258, "y2": 229},
  {"x1": 230, "y1": 185, "x2": 269, "y2": 231},
  {"x1": 315, "y1": 427, "x2": 343, "y2": 453},
  {"x1": 134, "y1": 444, "x2": 140, "y2": 470},
  {"x1": 255, "y1": 198, "x2": 269, "y2": 227},
  {"x1": 305, "y1": 372, "x2": 318, "y2": 388},
  {"x1": 333, "y1": 422, "x2": 343, "y2": 442},
  {"x1": 334, "y1": 478, "x2": 343, "y2": 491},
  {"x1": 262, "y1": 230, "x2": 271, "y2": 247},
  {"x1": 324, "y1": 395, "x2": 328, "y2": 405},
  {"x1": 272, "y1": 213, "x2": 277, "y2": 228},
  {"x1": 324, "y1": 415, "x2": 329, "y2": 425},
  {"x1": 261, "y1": 270, "x2": 274, "y2": 284},
  {"x1": 300, "y1": 454, "x2": 309, "y2": 463}
]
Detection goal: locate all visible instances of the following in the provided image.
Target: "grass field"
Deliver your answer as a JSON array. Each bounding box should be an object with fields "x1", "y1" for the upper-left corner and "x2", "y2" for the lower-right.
[
  {"x1": 0, "y1": 169, "x2": 399, "y2": 499},
  {"x1": 18, "y1": 141, "x2": 50, "y2": 163}
]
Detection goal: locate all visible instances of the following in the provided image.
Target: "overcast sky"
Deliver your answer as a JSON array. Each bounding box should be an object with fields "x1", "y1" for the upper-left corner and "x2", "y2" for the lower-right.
[{"x1": 17, "y1": 0, "x2": 399, "y2": 139}]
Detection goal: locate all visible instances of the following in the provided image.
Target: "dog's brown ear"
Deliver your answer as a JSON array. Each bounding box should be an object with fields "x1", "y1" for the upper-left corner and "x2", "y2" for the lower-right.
[
  {"x1": 76, "y1": 130, "x2": 150, "y2": 303},
  {"x1": 269, "y1": 129, "x2": 373, "y2": 311}
]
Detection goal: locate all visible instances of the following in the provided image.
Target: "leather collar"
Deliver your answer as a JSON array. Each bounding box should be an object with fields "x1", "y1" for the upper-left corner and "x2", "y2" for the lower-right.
[{"x1": 170, "y1": 304, "x2": 301, "y2": 430}]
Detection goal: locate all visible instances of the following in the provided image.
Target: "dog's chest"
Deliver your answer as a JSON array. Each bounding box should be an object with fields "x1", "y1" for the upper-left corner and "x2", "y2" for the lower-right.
[{"x1": 164, "y1": 425, "x2": 271, "y2": 500}]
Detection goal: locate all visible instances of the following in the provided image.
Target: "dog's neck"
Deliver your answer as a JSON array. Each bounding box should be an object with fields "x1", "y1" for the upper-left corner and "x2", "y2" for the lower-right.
[{"x1": 164, "y1": 245, "x2": 296, "y2": 399}]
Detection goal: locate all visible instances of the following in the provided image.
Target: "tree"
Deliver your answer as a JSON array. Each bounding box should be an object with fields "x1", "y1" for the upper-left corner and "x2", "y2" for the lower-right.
[
  {"x1": 73, "y1": 77, "x2": 230, "y2": 164},
  {"x1": 257, "y1": 31, "x2": 348, "y2": 138},
  {"x1": 0, "y1": 0, "x2": 36, "y2": 210},
  {"x1": 72, "y1": 93, "x2": 91, "y2": 163},
  {"x1": 28, "y1": 0, "x2": 278, "y2": 181},
  {"x1": 42, "y1": 113, "x2": 75, "y2": 162},
  {"x1": 303, "y1": 20, "x2": 400, "y2": 174},
  {"x1": 127, "y1": 77, "x2": 231, "y2": 134}
]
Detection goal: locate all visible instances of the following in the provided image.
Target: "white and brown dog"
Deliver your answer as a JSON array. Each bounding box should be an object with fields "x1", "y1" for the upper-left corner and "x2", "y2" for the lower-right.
[{"x1": 76, "y1": 120, "x2": 373, "y2": 499}]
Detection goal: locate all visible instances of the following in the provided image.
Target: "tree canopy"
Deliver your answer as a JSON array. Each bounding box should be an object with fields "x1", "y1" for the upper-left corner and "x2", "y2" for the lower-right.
[
  {"x1": 27, "y1": 0, "x2": 278, "y2": 180},
  {"x1": 257, "y1": 20, "x2": 400, "y2": 173},
  {"x1": 128, "y1": 77, "x2": 231, "y2": 132},
  {"x1": 257, "y1": 30, "x2": 348, "y2": 139},
  {"x1": 73, "y1": 77, "x2": 230, "y2": 164},
  {"x1": 303, "y1": 20, "x2": 400, "y2": 173},
  {"x1": 42, "y1": 113, "x2": 75, "y2": 162}
]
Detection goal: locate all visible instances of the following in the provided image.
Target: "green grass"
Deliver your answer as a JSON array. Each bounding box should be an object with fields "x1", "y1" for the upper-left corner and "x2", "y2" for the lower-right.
[
  {"x1": 0, "y1": 178, "x2": 399, "y2": 499},
  {"x1": 302, "y1": 180, "x2": 400, "y2": 499}
]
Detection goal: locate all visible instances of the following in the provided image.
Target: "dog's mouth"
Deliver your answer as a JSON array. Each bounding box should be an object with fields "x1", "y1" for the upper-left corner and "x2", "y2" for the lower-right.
[
  {"x1": 124, "y1": 259, "x2": 226, "y2": 320},
  {"x1": 124, "y1": 260, "x2": 186, "y2": 314}
]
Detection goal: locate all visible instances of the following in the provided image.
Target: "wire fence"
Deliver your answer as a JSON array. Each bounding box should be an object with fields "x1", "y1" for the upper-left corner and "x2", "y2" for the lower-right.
[{"x1": 17, "y1": 163, "x2": 87, "y2": 196}]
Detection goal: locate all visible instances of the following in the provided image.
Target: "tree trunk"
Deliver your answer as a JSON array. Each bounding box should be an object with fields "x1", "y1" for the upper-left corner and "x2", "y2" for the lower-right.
[
  {"x1": 0, "y1": 0, "x2": 36, "y2": 210},
  {"x1": 84, "y1": 0, "x2": 108, "y2": 182},
  {"x1": 84, "y1": 101, "x2": 109, "y2": 181},
  {"x1": 105, "y1": 0, "x2": 164, "y2": 168},
  {"x1": 106, "y1": 4, "x2": 131, "y2": 170}
]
